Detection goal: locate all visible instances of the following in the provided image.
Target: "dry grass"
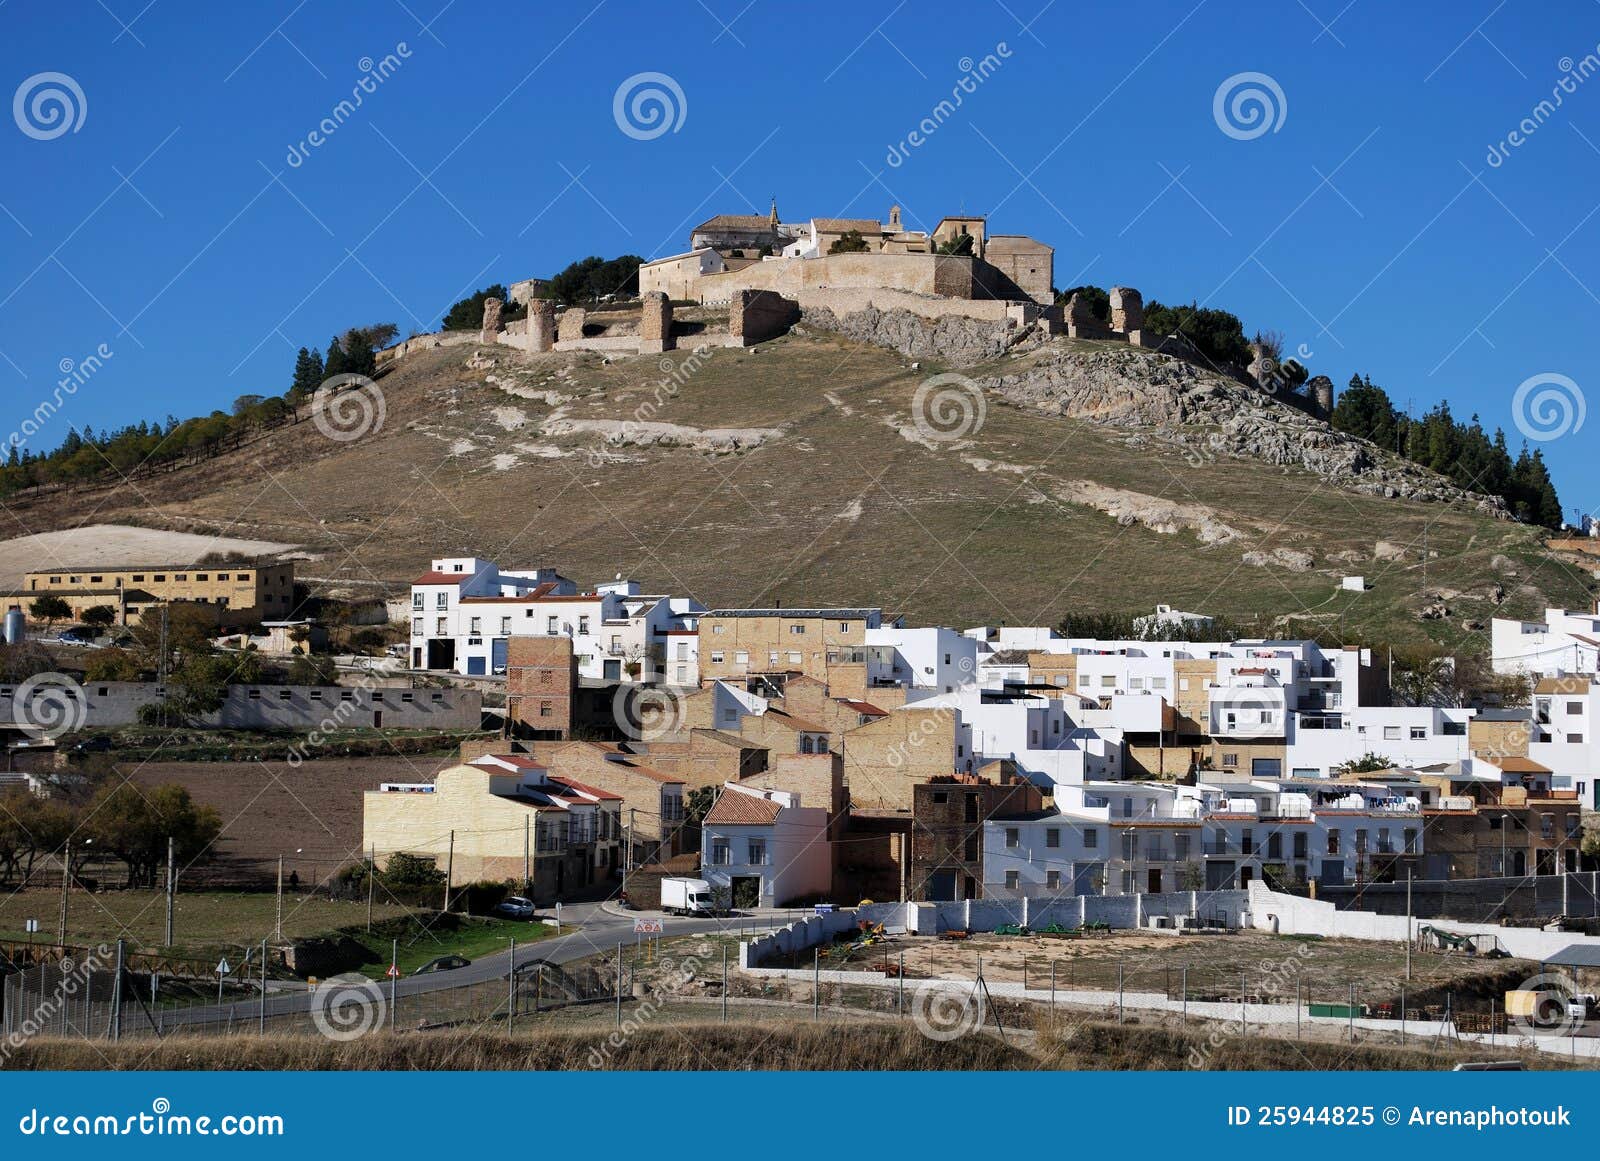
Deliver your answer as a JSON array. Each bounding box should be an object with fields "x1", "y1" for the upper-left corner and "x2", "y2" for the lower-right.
[
  {"x1": 2, "y1": 1021, "x2": 1036, "y2": 1071},
  {"x1": 4, "y1": 1014, "x2": 1576, "y2": 1071},
  {"x1": 0, "y1": 334, "x2": 1583, "y2": 643}
]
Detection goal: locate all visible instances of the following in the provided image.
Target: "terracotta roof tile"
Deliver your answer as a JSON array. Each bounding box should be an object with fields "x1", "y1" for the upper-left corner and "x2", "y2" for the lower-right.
[{"x1": 705, "y1": 789, "x2": 784, "y2": 825}]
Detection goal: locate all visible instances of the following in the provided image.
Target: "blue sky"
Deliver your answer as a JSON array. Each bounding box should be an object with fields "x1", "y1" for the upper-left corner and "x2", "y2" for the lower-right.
[{"x1": 1, "y1": 0, "x2": 1596, "y2": 512}]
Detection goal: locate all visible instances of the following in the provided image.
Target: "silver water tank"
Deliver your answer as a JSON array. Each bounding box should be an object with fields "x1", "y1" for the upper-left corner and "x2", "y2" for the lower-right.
[{"x1": 3, "y1": 605, "x2": 24, "y2": 645}]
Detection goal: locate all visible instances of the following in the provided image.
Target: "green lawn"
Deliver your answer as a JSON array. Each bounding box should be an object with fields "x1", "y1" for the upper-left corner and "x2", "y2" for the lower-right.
[{"x1": 358, "y1": 919, "x2": 558, "y2": 979}]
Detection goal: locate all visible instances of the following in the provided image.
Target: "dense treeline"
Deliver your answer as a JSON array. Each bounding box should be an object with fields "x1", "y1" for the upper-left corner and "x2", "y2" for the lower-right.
[
  {"x1": 0, "y1": 323, "x2": 395, "y2": 498},
  {"x1": 1331, "y1": 374, "x2": 1562, "y2": 527}
]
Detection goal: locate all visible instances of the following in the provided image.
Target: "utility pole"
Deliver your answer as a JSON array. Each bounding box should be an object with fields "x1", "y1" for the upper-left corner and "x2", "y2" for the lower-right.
[
  {"x1": 624, "y1": 807, "x2": 635, "y2": 900},
  {"x1": 275, "y1": 854, "x2": 284, "y2": 942},
  {"x1": 1405, "y1": 870, "x2": 1413, "y2": 981},
  {"x1": 444, "y1": 830, "x2": 455, "y2": 913},
  {"x1": 57, "y1": 838, "x2": 70, "y2": 947},
  {"x1": 523, "y1": 816, "x2": 530, "y2": 898},
  {"x1": 164, "y1": 836, "x2": 175, "y2": 947}
]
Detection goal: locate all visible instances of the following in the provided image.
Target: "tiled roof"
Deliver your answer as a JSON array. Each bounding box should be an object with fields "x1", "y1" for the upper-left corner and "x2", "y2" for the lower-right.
[
  {"x1": 547, "y1": 774, "x2": 624, "y2": 801},
  {"x1": 413, "y1": 571, "x2": 471, "y2": 585},
  {"x1": 693, "y1": 214, "x2": 775, "y2": 232},
  {"x1": 837, "y1": 699, "x2": 888, "y2": 716},
  {"x1": 1535, "y1": 676, "x2": 1593, "y2": 694},
  {"x1": 813, "y1": 218, "x2": 882, "y2": 234},
  {"x1": 705, "y1": 789, "x2": 784, "y2": 825},
  {"x1": 1497, "y1": 756, "x2": 1552, "y2": 773}
]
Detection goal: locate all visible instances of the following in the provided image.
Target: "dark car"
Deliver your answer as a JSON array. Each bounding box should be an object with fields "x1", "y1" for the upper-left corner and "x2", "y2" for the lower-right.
[{"x1": 411, "y1": 954, "x2": 471, "y2": 976}]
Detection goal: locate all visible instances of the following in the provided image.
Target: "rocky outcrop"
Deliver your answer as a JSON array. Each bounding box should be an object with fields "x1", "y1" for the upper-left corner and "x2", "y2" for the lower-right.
[
  {"x1": 802, "y1": 305, "x2": 1013, "y2": 366},
  {"x1": 983, "y1": 344, "x2": 1508, "y2": 517}
]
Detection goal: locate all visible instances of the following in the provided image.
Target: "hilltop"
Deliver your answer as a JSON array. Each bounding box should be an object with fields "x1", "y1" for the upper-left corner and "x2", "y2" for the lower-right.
[{"x1": 1, "y1": 315, "x2": 1590, "y2": 649}]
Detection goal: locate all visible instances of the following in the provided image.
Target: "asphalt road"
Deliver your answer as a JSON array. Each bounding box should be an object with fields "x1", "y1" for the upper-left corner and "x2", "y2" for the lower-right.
[{"x1": 150, "y1": 904, "x2": 795, "y2": 1029}]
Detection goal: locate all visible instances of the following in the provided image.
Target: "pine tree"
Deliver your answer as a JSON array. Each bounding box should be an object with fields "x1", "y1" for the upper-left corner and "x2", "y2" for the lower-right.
[
  {"x1": 323, "y1": 336, "x2": 347, "y2": 380},
  {"x1": 289, "y1": 346, "x2": 325, "y2": 401}
]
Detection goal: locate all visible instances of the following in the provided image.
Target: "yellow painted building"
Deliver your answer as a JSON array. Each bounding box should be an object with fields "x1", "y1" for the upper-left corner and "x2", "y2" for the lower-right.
[{"x1": 16, "y1": 562, "x2": 296, "y2": 628}]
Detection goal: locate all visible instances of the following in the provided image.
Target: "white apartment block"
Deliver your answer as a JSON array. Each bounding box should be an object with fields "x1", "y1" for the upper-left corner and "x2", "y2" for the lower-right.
[
  {"x1": 984, "y1": 773, "x2": 1429, "y2": 898},
  {"x1": 866, "y1": 625, "x2": 978, "y2": 692},
  {"x1": 1491, "y1": 603, "x2": 1600, "y2": 678},
  {"x1": 1530, "y1": 676, "x2": 1599, "y2": 804},
  {"x1": 409, "y1": 558, "x2": 702, "y2": 682}
]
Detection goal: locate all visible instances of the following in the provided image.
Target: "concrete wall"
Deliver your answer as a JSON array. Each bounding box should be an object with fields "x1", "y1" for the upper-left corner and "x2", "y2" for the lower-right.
[
  {"x1": 1246, "y1": 881, "x2": 1600, "y2": 960},
  {"x1": 0, "y1": 680, "x2": 482, "y2": 731}
]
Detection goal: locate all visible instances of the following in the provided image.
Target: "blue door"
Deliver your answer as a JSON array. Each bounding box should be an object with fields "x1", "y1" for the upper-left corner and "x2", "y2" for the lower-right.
[
  {"x1": 492, "y1": 638, "x2": 508, "y2": 674},
  {"x1": 466, "y1": 656, "x2": 486, "y2": 676}
]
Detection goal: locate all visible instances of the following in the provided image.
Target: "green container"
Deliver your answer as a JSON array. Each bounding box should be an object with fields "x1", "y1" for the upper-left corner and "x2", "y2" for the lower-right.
[{"x1": 1308, "y1": 1002, "x2": 1359, "y2": 1018}]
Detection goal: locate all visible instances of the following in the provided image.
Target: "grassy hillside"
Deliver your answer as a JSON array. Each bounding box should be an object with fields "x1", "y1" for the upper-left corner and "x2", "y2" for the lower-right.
[{"x1": 4, "y1": 328, "x2": 1591, "y2": 648}]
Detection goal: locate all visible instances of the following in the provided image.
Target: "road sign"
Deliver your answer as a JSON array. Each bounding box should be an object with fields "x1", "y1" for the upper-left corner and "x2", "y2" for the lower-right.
[
  {"x1": 24, "y1": 919, "x2": 37, "y2": 933},
  {"x1": 386, "y1": 963, "x2": 400, "y2": 978},
  {"x1": 634, "y1": 918, "x2": 665, "y2": 935},
  {"x1": 215, "y1": 957, "x2": 231, "y2": 976}
]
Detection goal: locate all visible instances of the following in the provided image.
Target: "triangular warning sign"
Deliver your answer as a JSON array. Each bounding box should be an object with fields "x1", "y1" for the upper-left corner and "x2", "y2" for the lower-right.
[
  {"x1": 386, "y1": 963, "x2": 400, "y2": 978},
  {"x1": 216, "y1": 958, "x2": 231, "y2": 975}
]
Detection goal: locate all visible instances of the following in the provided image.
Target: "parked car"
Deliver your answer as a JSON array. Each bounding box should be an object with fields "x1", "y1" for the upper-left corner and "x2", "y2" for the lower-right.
[
  {"x1": 57, "y1": 628, "x2": 94, "y2": 645},
  {"x1": 411, "y1": 954, "x2": 471, "y2": 976},
  {"x1": 493, "y1": 896, "x2": 536, "y2": 920}
]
